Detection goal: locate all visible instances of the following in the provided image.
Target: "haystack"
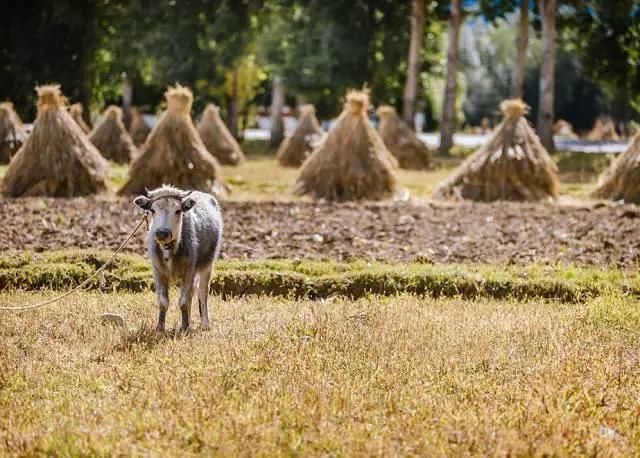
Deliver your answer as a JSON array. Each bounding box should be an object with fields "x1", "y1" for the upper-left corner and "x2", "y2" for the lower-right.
[
  {"x1": 294, "y1": 91, "x2": 399, "y2": 201},
  {"x1": 129, "y1": 107, "x2": 150, "y2": 146},
  {"x1": 376, "y1": 105, "x2": 434, "y2": 170},
  {"x1": 119, "y1": 85, "x2": 227, "y2": 196},
  {"x1": 433, "y1": 99, "x2": 560, "y2": 201},
  {"x1": 591, "y1": 133, "x2": 640, "y2": 203},
  {"x1": 69, "y1": 103, "x2": 91, "y2": 134},
  {"x1": 2, "y1": 85, "x2": 109, "y2": 197},
  {"x1": 197, "y1": 104, "x2": 245, "y2": 165},
  {"x1": 89, "y1": 106, "x2": 137, "y2": 163},
  {"x1": 0, "y1": 102, "x2": 25, "y2": 164},
  {"x1": 276, "y1": 104, "x2": 324, "y2": 167},
  {"x1": 553, "y1": 119, "x2": 578, "y2": 139},
  {"x1": 587, "y1": 118, "x2": 619, "y2": 141}
]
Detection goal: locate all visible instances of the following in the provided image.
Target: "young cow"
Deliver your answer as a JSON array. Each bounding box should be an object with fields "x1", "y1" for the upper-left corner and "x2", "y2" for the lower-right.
[{"x1": 134, "y1": 185, "x2": 223, "y2": 332}]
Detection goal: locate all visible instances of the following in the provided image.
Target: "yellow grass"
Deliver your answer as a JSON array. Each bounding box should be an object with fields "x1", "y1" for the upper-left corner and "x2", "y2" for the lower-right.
[{"x1": 1, "y1": 291, "x2": 639, "y2": 455}]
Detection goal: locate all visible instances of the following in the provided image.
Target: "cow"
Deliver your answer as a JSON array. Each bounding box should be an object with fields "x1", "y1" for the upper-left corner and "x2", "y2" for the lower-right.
[{"x1": 134, "y1": 185, "x2": 223, "y2": 333}]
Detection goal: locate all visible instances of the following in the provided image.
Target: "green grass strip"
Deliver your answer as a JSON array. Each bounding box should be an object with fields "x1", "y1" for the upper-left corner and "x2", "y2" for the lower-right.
[{"x1": 0, "y1": 250, "x2": 638, "y2": 303}]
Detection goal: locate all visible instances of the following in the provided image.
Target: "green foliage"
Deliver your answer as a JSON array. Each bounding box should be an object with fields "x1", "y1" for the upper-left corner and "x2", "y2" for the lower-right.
[
  {"x1": 562, "y1": 0, "x2": 640, "y2": 118},
  {"x1": 2, "y1": 249, "x2": 640, "y2": 304},
  {"x1": 258, "y1": 0, "x2": 443, "y2": 117},
  {"x1": 0, "y1": 0, "x2": 97, "y2": 119}
]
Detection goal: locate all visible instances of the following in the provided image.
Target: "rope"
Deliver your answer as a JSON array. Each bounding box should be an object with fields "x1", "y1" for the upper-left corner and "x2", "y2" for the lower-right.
[{"x1": 0, "y1": 214, "x2": 148, "y2": 312}]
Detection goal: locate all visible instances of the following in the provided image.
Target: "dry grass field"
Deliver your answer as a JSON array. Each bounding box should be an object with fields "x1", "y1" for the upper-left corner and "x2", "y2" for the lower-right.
[
  {"x1": 1, "y1": 148, "x2": 636, "y2": 456},
  {"x1": 1, "y1": 289, "x2": 639, "y2": 455}
]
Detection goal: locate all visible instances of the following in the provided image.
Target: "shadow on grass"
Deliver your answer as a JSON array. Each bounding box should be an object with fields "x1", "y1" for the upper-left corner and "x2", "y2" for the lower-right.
[{"x1": 114, "y1": 324, "x2": 208, "y2": 352}]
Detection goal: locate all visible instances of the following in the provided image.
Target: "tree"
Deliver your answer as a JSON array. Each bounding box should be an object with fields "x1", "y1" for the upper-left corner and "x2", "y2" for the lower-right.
[
  {"x1": 562, "y1": 0, "x2": 640, "y2": 134},
  {"x1": 537, "y1": 0, "x2": 557, "y2": 151},
  {"x1": 269, "y1": 75, "x2": 285, "y2": 147},
  {"x1": 439, "y1": 0, "x2": 462, "y2": 156},
  {"x1": 402, "y1": 0, "x2": 425, "y2": 126},
  {"x1": 511, "y1": 0, "x2": 529, "y2": 98},
  {"x1": 0, "y1": 0, "x2": 98, "y2": 119}
]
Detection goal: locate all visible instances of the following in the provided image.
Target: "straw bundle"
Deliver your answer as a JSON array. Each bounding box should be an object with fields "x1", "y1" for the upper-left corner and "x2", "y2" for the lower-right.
[
  {"x1": 587, "y1": 118, "x2": 619, "y2": 141},
  {"x1": 129, "y1": 107, "x2": 151, "y2": 146},
  {"x1": 277, "y1": 104, "x2": 324, "y2": 167},
  {"x1": 89, "y1": 106, "x2": 137, "y2": 163},
  {"x1": 294, "y1": 91, "x2": 399, "y2": 201},
  {"x1": 433, "y1": 99, "x2": 560, "y2": 201},
  {"x1": 119, "y1": 85, "x2": 227, "y2": 196},
  {"x1": 69, "y1": 103, "x2": 91, "y2": 134},
  {"x1": 0, "y1": 102, "x2": 25, "y2": 164},
  {"x1": 591, "y1": 133, "x2": 640, "y2": 203},
  {"x1": 376, "y1": 105, "x2": 433, "y2": 169},
  {"x1": 197, "y1": 104, "x2": 245, "y2": 165},
  {"x1": 553, "y1": 119, "x2": 578, "y2": 139},
  {"x1": 2, "y1": 85, "x2": 109, "y2": 197}
]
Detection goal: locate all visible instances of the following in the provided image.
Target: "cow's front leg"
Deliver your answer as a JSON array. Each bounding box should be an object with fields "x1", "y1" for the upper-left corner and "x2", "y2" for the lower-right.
[
  {"x1": 154, "y1": 270, "x2": 170, "y2": 332},
  {"x1": 178, "y1": 269, "x2": 197, "y2": 333}
]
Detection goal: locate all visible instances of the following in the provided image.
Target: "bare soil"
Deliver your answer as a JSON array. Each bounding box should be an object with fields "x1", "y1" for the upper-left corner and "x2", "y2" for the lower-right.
[{"x1": 1, "y1": 197, "x2": 639, "y2": 267}]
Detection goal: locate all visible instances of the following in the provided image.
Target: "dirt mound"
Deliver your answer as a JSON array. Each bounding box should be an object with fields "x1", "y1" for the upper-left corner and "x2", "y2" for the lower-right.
[
  {"x1": 295, "y1": 91, "x2": 399, "y2": 201},
  {"x1": 2, "y1": 85, "x2": 109, "y2": 197},
  {"x1": 89, "y1": 106, "x2": 137, "y2": 163},
  {"x1": 119, "y1": 85, "x2": 228, "y2": 197},
  {"x1": 434, "y1": 99, "x2": 560, "y2": 201},
  {"x1": 1, "y1": 198, "x2": 639, "y2": 268}
]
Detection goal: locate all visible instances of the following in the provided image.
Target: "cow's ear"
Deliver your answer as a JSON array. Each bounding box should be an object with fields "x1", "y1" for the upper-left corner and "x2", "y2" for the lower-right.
[
  {"x1": 134, "y1": 196, "x2": 152, "y2": 210},
  {"x1": 181, "y1": 197, "x2": 196, "y2": 212}
]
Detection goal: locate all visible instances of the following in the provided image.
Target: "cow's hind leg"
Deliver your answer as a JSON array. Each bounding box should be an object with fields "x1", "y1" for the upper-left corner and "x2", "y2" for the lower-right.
[{"x1": 197, "y1": 264, "x2": 213, "y2": 330}]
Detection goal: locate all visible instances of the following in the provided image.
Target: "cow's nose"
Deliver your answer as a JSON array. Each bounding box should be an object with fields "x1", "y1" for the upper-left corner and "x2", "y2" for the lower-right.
[{"x1": 155, "y1": 229, "x2": 172, "y2": 241}]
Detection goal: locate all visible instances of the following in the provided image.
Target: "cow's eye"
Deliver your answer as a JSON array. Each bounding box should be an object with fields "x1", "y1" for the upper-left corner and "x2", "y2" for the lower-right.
[
  {"x1": 175, "y1": 209, "x2": 182, "y2": 215},
  {"x1": 149, "y1": 209, "x2": 155, "y2": 215}
]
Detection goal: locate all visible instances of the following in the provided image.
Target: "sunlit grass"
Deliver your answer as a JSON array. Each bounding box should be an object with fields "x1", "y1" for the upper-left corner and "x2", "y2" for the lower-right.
[{"x1": 1, "y1": 291, "x2": 639, "y2": 455}]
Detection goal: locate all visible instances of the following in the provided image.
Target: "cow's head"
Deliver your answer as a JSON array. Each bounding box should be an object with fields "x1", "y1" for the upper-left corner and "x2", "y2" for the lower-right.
[{"x1": 134, "y1": 186, "x2": 196, "y2": 247}]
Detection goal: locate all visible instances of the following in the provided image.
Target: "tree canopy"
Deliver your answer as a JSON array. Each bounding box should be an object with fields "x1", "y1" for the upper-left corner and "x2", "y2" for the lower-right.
[{"x1": 0, "y1": 0, "x2": 638, "y2": 130}]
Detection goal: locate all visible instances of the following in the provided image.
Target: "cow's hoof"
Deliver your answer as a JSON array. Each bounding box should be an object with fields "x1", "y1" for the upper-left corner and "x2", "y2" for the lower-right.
[{"x1": 201, "y1": 322, "x2": 210, "y2": 331}]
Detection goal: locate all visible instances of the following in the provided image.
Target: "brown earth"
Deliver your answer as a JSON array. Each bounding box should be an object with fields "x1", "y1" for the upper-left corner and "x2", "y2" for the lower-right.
[{"x1": 1, "y1": 197, "x2": 639, "y2": 267}]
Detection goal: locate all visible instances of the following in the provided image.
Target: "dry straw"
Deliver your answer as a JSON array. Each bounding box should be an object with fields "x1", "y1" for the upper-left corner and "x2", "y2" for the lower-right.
[
  {"x1": 294, "y1": 90, "x2": 399, "y2": 201},
  {"x1": 433, "y1": 99, "x2": 560, "y2": 201},
  {"x1": 2, "y1": 85, "x2": 109, "y2": 197},
  {"x1": 0, "y1": 101, "x2": 24, "y2": 164},
  {"x1": 277, "y1": 104, "x2": 324, "y2": 167},
  {"x1": 587, "y1": 118, "x2": 619, "y2": 141},
  {"x1": 591, "y1": 133, "x2": 640, "y2": 203},
  {"x1": 89, "y1": 105, "x2": 137, "y2": 163},
  {"x1": 376, "y1": 105, "x2": 433, "y2": 170},
  {"x1": 129, "y1": 107, "x2": 151, "y2": 147},
  {"x1": 197, "y1": 104, "x2": 245, "y2": 165},
  {"x1": 69, "y1": 102, "x2": 91, "y2": 134},
  {"x1": 119, "y1": 85, "x2": 228, "y2": 196}
]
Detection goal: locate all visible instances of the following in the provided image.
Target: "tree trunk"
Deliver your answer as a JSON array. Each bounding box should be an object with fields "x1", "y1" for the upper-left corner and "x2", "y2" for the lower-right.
[
  {"x1": 510, "y1": 0, "x2": 529, "y2": 99},
  {"x1": 402, "y1": 0, "x2": 425, "y2": 127},
  {"x1": 537, "y1": 0, "x2": 557, "y2": 151},
  {"x1": 122, "y1": 77, "x2": 133, "y2": 129},
  {"x1": 438, "y1": 0, "x2": 462, "y2": 156},
  {"x1": 228, "y1": 68, "x2": 239, "y2": 138},
  {"x1": 269, "y1": 75, "x2": 285, "y2": 147}
]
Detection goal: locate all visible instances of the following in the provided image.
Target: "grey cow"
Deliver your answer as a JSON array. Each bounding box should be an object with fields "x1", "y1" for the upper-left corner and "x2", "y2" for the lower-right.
[{"x1": 134, "y1": 185, "x2": 223, "y2": 332}]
